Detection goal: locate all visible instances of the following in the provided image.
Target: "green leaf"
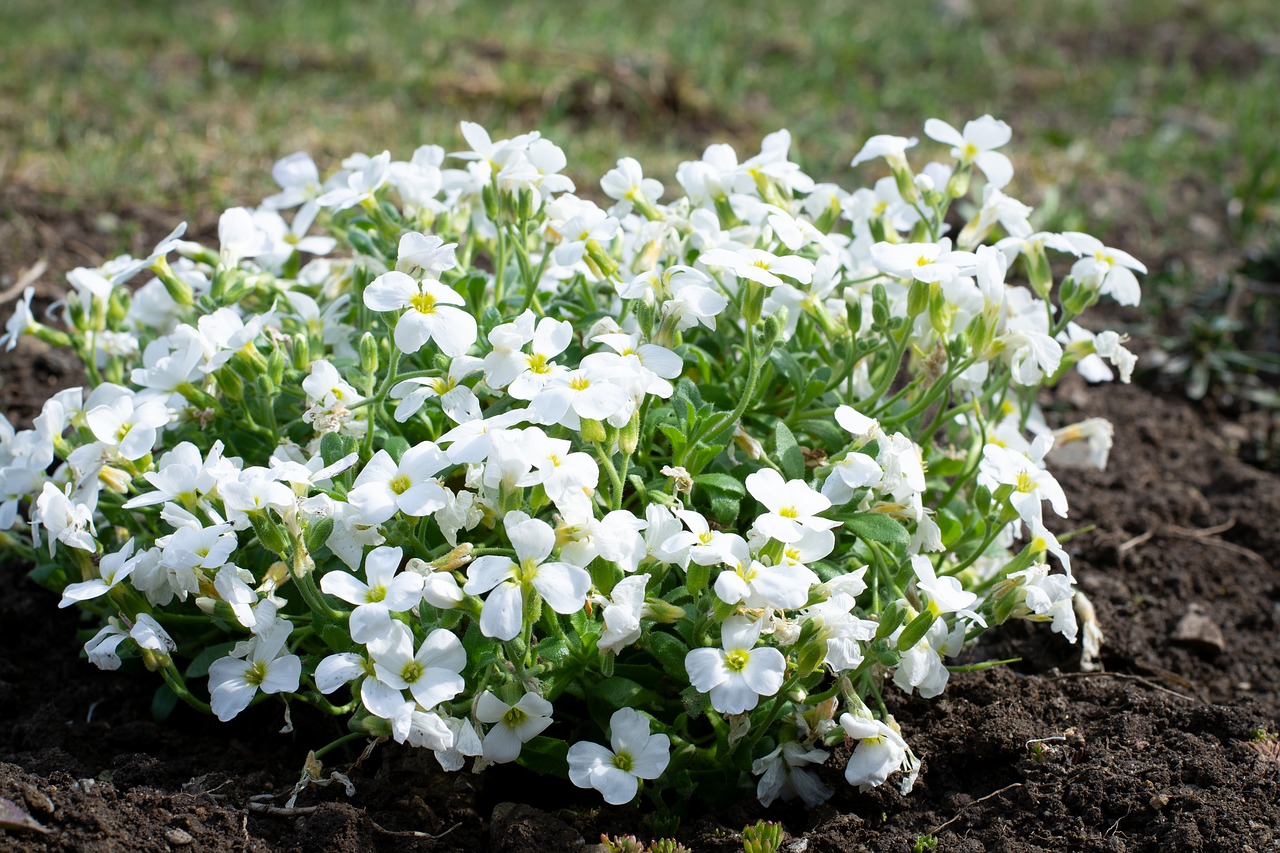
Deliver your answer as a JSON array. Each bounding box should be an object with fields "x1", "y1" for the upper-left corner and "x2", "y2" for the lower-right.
[
  {"x1": 693, "y1": 473, "x2": 746, "y2": 498},
  {"x1": 151, "y1": 683, "x2": 179, "y2": 723},
  {"x1": 305, "y1": 517, "x2": 334, "y2": 554},
  {"x1": 794, "y1": 418, "x2": 846, "y2": 449},
  {"x1": 320, "y1": 432, "x2": 359, "y2": 467},
  {"x1": 847, "y1": 512, "x2": 910, "y2": 544},
  {"x1": 185, "y1": 641, "x2": 238, "y2": 679},
  {"x1": 686, "y1": 442, "x2": 726, "y2": 475},
  {"x1": 515, "y1": 736, "x2": 569, "y2": 776},
  {"x1": 658, "y1": 425, "x2": 688, "y2": 458},
  {"x1": 774, "y1": 421, "x2": 805, "y2": 480},
  {"x1": 383, "y1": 435, "x2": 410, "y2": 463},
  {"x1": 591, "y1": 676, "x2": 660, "y2": 710},
  {"x1": 708, "y1": 494, "x2": 740, "y2": 525},
  {"x1": 646, "y1": 631, "x2": 691, "y2": 681}
]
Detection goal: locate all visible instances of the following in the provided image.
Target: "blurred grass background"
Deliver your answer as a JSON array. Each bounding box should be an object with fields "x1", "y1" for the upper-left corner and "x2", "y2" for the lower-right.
[{"x1": 1, "y1": 0, "x2": 1278, "y2": 303}]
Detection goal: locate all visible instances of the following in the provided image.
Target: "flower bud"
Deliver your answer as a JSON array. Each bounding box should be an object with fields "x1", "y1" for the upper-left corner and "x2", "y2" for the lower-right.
[
  {"x1": 218, "y1": 368, "x2": 244, "y2": 401},
  {"x1": 641, "y1": 598, "x2": 687, "y2": 624},
  {"x1": 253, "y1": 373, "x2": 274, "y2": 400},
  {"x1": 290, "y1": 333, "x2": 310, "y2": 370},
  {"x1": 896, "y1": 610, "x2": 937, "y2": 651},
  {"x1": 359, "y1": 331, "x2": 379, "y2": 377},
  {"x1": 619, "y1": 411, "x2": 641, "y2": 455},
  {"x1": 742, "y1": 280, "x2": 766, "y2": 327},
  {"x1": 945, "y1": 163, "x2": 972, "y2": 199},
  {"x1": 906, "y1": 278, "x2": 929, "y2": 318},
  {"x1": 580, "y1": 418, "x2": 607, "y2": 444},
  {"x1": 349, "y1": 713, "x2": 393, "y2": 737},
  {"x1": 249, "y1": 510, "x2": 289, "y2": 559},
  {"x1": 267, "y1": 348, "x2": 285, "y2": 387},
  {"x1": 153, "y1": 257, "x2": 194, "y2": 307}
]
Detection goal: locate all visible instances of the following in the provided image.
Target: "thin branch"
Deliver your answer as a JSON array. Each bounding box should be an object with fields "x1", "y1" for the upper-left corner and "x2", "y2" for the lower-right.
[{"x1": 931, "y1": 783, "x2": 1023, "y2": 834}]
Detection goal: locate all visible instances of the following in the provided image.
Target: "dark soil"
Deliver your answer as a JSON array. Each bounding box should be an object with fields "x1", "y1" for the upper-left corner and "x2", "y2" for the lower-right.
[{"x1": 2, "y1": 199, "x2": 1279, "y2": 851}]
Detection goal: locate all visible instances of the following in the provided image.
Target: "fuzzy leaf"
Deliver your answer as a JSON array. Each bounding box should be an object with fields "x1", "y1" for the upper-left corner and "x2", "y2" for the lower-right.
[
  {"x1": 774, "y1": 421, "x2": 805, "y2": 480},
  {"x1": 847, "y1": 512, "x2": 910, "y2": 544}
]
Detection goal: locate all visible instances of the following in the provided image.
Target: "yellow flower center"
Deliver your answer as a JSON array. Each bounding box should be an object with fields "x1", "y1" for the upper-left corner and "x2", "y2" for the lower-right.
[
  {"x1": 389, "y1": 474, "x2": 412, "y2": 495},
  {"x1": 410, "y1": 291, "x2": 437, "y2": 315},
  {"x1": 724, "y1": 649, "x2": 750, "y2": 672}
]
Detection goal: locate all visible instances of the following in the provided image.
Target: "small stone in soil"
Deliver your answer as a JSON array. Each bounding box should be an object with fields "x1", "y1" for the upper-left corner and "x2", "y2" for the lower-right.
[{"x1": 1170, "y1": 603, "x2": 1226, "y2": 655}]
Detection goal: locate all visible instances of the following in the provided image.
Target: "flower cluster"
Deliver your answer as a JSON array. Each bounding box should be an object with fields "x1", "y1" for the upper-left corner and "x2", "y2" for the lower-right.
[{"x1": 2, "y1": 116, "x2": 1134, "y2": 811}]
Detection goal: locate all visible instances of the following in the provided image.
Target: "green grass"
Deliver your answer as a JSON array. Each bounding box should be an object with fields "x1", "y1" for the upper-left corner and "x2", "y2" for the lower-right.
[{"x1": 1, "y1": 0, "x2": 1277, "y2": 268}]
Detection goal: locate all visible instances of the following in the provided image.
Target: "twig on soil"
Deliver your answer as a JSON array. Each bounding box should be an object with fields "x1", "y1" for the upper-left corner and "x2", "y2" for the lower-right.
[
  {"x1": 246, "y1": 802, "x2": 323, "y2": 816},
  {"x1": 930, "y1": 783, "x2": 1023, "y2": 835},
  {"x1": 1052, "y1": 671, "x2": 1204, "y2": 704},
  {"x1": 1117, "y1": 519, "x2": 1267, "y2": 566},
  {"x1": 369, "y1": 818, "x2": 462, "y2": 840},
  {"x1": 246, "y1": 802, "x2": 461, "y2": 841},
  {"x1": 0, "y1": 257, "x2": 48, "y2": 304}
]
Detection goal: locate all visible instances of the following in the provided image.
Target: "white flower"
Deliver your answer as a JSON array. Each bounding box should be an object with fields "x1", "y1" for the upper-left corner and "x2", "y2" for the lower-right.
[
  {"x1": 595, "y1": 573, "x2": 650, "y2": 653},
  {"x1": 34, "y1": 482, "x2": 96, "y2": 555},
  {"x1": 870, "y1": 239, "x2": 977, "y2": 285},
  {"x1": 567, "y1": 708, "x2": 670, "y2": 805},
  {"x1": 208, "y1": 618, "x2": 301, "y2": 722},
  {"x1": 390, "y1": 356, "x2": 483, "y2": 423},
  {"x1": 753, "y1": 741, "x2": 832, "y2": 808},
  {"x1": 263, "y1": 151, "x2": 323, "y2": 210},
  {"x1": 85, "y1": 393, "x2": 169, "y2": 461},
  {"x1": 0, "y1": 287, "x2": 35, "y2": 351},
  {"x1": 475, "y1": 691, "x2": 554, "y2": 763},
  {"x1": 685, "y1": 616, "x2": 787, "y2": 715},
  {"x1": 364, "y1": 271, "x2": 477, "y2": 357},
  {"x1": 924, "y1": 115, "x2": 1014, "y2": 189},
  {"x1": 59, "y1": 539, "x2": 137, "y2": 607},
  {"x1": 840, "y1": 712, "x2": 908, "y2": 790},
  {"x1": 1062, "y1": 232, "x2": 1146, "y2": 307},
  {"x1": 1010, "y1": 563, "x2": 1078, "y2": 642},
  {"x1": 600, "y1": 157, "x2": 663, "y2": 216},
  {"x1": 316, "y1": 150, "x2": 390, "y2": 210},
  {"x1": 978, "y1": 439, "x2": 1068, "y2": 525},
  {"x1": 699, "y1": 247, "x2": 815, "y2": 289},
  {"x1": 463, "y1": 512, "x2": 591, "y2": 641},
  {"x1": 850, "y1": 135, "x2": 918, "y2": 170},
  {"x1": 320, "y1": 545, "x2": 425, "y2": 644},
  {"x1": 911, "y1": 555, "x2": 984, "y2": 625},
  {"x1": 360, "y1": 622, "x2": 467, "y2": 718},
  {"x1": 744, "y1": 468, "x2": 839, "y2": 544},
  {"x1": 348, "y1": 443, "x2": 450, "y2": 525}
]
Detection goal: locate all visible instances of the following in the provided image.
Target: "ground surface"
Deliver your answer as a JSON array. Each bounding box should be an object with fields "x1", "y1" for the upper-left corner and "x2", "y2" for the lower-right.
[{"x1": 1, "y1": 204, "x2": 1278, "y2": 851}]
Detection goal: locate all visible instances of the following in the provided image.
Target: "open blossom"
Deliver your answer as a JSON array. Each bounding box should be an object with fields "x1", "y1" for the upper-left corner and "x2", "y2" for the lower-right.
[
  {"x1": 208, "y1": 618, "x2": 301, "y2": 721},
  {"x1": 320, "y1": 545, "x2": 425, "y2": 644},
  {"x1": 364, "y1": 271, "x2": 477, "y2": 357},
  {"x1": 463, "y1": 512, "x2": 591, "y2": 641},
  {"x1": 978, "y1": 438, "x2": 1068, "y2": 525},
  {"x1": 924, "y1": 115, "x2": 1014, "y2": 189},
  {"x1": 568, "y1": 708, "x2": 670, "y2": 805},
  {"x1": 348, "y1": 443, "x2": 450, "y2": 525},
  {"x1": 685, "y1": 616, "x2": 787, "y2": 715},
  {"x1": 60, "y1": 539, "x2": 138, "y2": 607},
  {"x1": 475, "y1": 691, "x2": 554, "y2": 763},
  {"x1": 86, "y1": 393, "x2": 169, "y2": 461},
  {"x1": 699, "y1": 246, "x2": 815, "y2": 289},
  {"x1": 840, "y1": 712, "x2": 909, "y2": 790},
  {"x1": 745, "y1": 468, "x2": 839, "y2": 544},
  {"x1": 360, "y1": 622, "x2": 467, "y2": 719}
]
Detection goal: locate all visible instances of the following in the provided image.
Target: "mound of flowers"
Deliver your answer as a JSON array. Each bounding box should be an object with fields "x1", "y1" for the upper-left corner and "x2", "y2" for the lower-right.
[{"x1": 0, "y1": 116, "x2": 1138, "y2": 811}]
